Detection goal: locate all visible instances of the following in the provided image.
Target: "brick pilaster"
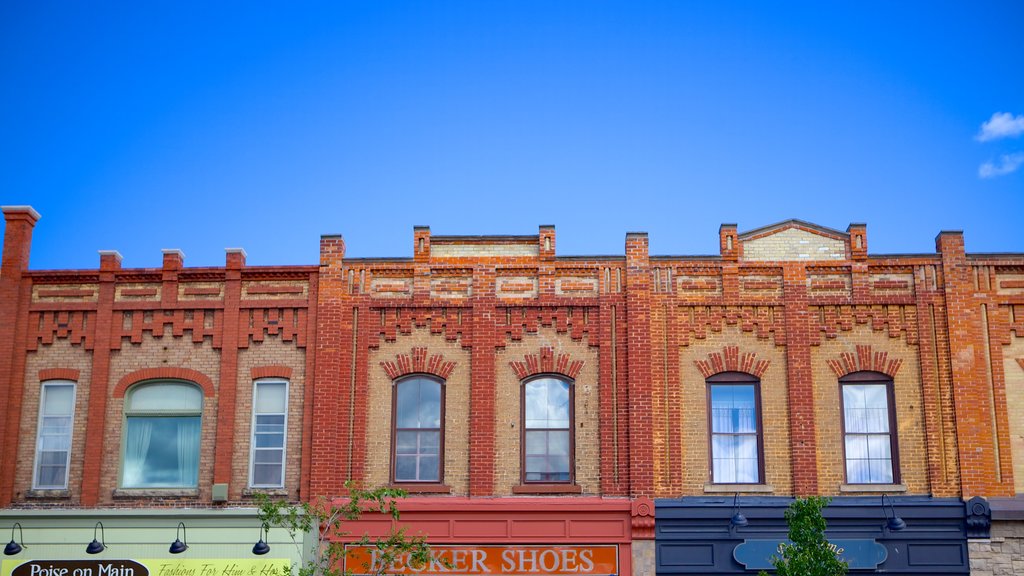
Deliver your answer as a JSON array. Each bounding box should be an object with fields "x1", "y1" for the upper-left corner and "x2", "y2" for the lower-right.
[
  {"x1": 782, "y1": 263, "x2": 818, "y2": 495},
  {"x1": 216, "y1": 248, "x2": 245, "y2": 496},
  {"x1": 0, "y1": 206, "x2": 40, "y2": 506},
  {"x1": 469, "y1": 264, "x2": 496, "y2": 496},
  {"x1": 311, "y1": 235, "x2": 347, "y2": 497},
  {"x1": 625, "y1": 232, "x2": 653, "y2": 497}
]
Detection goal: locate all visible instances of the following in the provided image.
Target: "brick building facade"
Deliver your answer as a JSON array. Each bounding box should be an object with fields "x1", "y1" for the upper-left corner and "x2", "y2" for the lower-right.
[{"x1": 1, "y1": 205, "x2": 1022, "y2": 575}]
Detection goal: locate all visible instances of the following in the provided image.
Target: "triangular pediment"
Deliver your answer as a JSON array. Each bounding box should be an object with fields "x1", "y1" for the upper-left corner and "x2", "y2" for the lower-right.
[{"x1": 739, "y1": 220, "x2": 849, "y2": 261}]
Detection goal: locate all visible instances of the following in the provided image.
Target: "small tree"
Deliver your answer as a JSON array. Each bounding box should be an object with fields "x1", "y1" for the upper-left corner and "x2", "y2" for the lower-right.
[
  {"x1": 256, "y1": 483, "x2": 437, "y2": 576},
  {"x1": 759, "y1": 496, "x2": 848, "y2": 576}
]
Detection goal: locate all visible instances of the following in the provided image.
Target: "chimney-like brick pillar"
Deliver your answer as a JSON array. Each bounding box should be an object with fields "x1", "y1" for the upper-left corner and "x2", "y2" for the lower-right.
[
  {"x1": 625, "y1": 232, "x2": 653, "y2": 497},
  {"x1": 719, "y1": 224, "x2": 739, "y2": 261},
  {"x1": 847, "y1": 223, "x2": 867, "y2": 260}
]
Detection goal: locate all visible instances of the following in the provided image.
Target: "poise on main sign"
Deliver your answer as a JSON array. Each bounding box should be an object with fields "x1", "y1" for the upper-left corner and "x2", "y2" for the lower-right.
[{"x1": 344, "y1": 545, "x2": 618, "y2": 576}]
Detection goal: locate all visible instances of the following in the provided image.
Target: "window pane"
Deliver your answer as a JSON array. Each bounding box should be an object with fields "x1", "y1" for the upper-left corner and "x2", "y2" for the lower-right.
[
  {"x1": 418, "y1": 380, "x2": 441, "y2": 428},
  {"x1": 395, "y1": 455, "x2": 417, "y2": 481},
  {"x1": 123, "y1": 416, "x2": 200, "y2": 487},
  {"x1": 396, "y1": 378, "x2": 441, "y2": 429},
  {"x1": 130, "y1": 383, "x2": 202, "y2": 412},
  {"x1": 548, "y1": 430, "x2": 570, "y2": 456},
  {"x1": 255, "y1": 382, "x2": 287, "y2": 413},
  {"x1": 43, "y1": 385, "x2": 75, "y2": 415},
  {"x1": 37, "y1": 465, "x2": 66, "y2": 488},
  {"x1": 420, "y1": 431, "x2": 440, "y2": 451},
  {"x1": 418, "y1": 456, "x2": 439, "y2": 482},
  {"x1": 396, "y1": 431, "x2": 417, "y2": 454},
  {"x1": 711, "y1": 385, "x2": 756, "y2": 433},
  {"x1": 847, "y1": 459, "x2": 870, "y2": 483},
  {"x1": 36, "y1": 384, "x2": 75, "y2": 489},
  {"x1": 255, "y1": 449, "x2": 283, "y2": 464},
  {"x1": 254, "y1": 464, "x2": 282, "y2": 486},
  {"x1": 525, "y1": 379, "x2": 570, "y2": 428},
  {"x1": 867, "y1": 434, "x2": 891, "y2": 459},
  {"x1": 843, "y1": 382, "x2": 895, "y2": 483}
]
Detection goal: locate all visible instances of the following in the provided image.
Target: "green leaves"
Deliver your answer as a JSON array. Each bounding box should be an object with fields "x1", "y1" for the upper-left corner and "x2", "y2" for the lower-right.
[{"x1": 758, "y1": 497, "x2": 848, "y2": 576}]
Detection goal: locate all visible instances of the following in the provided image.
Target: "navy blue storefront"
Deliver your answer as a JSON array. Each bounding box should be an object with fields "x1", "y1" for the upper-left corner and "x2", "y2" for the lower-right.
[{"x1": 656, "y1": 496, "x2": 977, "y2": 574}]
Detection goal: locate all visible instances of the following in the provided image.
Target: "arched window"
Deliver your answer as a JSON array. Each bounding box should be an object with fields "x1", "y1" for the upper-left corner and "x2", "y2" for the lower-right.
[
  {"x1": 122, "y1": 381, "x2": 202, "y2": 488},
  {"x1": 250, "y1": 379, "x2": 288, "y2": 488},
  {"x1": 840, "y1": 372, "x2": 899, "y2": 484},
  {"x1": 522, "y1": 376, "x2": 573, "y2": 483},
  {"x1": 707, "y1": 372, "x2": 763, "y2": 484},
  {"x1": 33, "y1": 380, "x2": 76, "y2": 489},
  {"x1": 392, "y1": 375, "x2": 444, "y2": 483}
]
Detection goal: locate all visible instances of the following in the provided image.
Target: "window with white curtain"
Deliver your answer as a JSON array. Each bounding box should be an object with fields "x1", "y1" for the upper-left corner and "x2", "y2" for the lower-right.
[
  {"x1": 250, "y1": 379, "x2": 288, "y2": 487},
  {"x1": 708, "y1": 372, "x2": 762, "y2": 484},
  {"x1": 34, "y1": 381, "x2": 76, "y2": 489},
  {"x1": 122, "y1": 381, "x2": 202, "y2": 488},
  {"x1": 841, "y1": 372, "x2": 899, "y2": 484}
]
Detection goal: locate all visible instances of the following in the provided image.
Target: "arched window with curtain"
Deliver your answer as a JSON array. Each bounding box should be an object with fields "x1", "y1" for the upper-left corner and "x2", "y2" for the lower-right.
[
  {"x1": 122, "y1": 381, "x2": 202, "y2": 488},
  {"x1": 707, "y1": 372, "x2": 763, "y2": 484},
  {"x1": 522, "y1": 375, "x2": 573, "y2": 483},
  {"x1": 392, "y1": 375, "x2": 444, "y2": 483},
  {"x1": 840, "y1": 371, "x2": 899, "y2": 484}
]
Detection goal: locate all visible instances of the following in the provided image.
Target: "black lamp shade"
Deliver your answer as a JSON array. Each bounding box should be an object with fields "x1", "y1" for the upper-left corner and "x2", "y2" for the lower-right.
[
  {"x1": 252, "y1": 539, "x2": 270, "y2": 555},
  {"x1": 730, "y1": 512, "x2": 749, "y2": 527},
  {"x1": 887, "y1": 516, "x2": 906, "y2": 531},
  {"x1": 169, "y1": 538, "x2": 188, "y2": 554},
  {"x1": 86, "y1": 539, "x2": 106, "y2": 554},
  {"x1": 4, "y1": 540, "x2": 22, "y2": 556}
]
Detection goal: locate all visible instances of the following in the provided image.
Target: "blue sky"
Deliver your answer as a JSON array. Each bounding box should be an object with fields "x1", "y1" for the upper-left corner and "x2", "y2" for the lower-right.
[{"x1": 1, "y1": 1, "x2": 1022, "y2": 269}]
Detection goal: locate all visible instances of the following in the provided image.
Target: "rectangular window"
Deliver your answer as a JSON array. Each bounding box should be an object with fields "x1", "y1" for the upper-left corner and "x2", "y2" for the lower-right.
[
  {"x1": 34, "y1": 382, "x2": 76, "y2": 489},
  {"x1": 709, "y1": 383, "x2": 760, "y2": 483},
  {"x1": 251, "y1": 380, "x2": 288, "y2": 487},
  {"x1": 843, "y1": 383, "x2": 895, "y2": 483}
]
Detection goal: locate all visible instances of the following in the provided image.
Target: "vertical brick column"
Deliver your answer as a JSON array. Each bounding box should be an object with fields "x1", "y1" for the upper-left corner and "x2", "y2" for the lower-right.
[
  {"x1": 312, "y1": 235, "x2": 347, "y2": 497},
  {"x1": 469, "y1": 263, "x2": 496, "y2": 495},
  {"x1": 413, "y1": 226, "x2": 431, "y2": 303},
  {"x1": 625, "y1": 232, "x2": 653, "y2": 497},
  {"x1": 216, "y1": 248, "x2": 245, "y2": 496},
  {"x1": 80, "y1": 249, "x2": 121, "y2": 505},
  {"x1": 0, "y1": 206, "x2": 40, "y2": 506},
  {"x1": 719, "y1": 224, "x2": 739, "y2": 262},
  {"x1": 937, "y1": 231, "x2": 1012, "y2": 497},
  {"x1": 782, "y1": 263, "x2": 818, "y2": 495}
]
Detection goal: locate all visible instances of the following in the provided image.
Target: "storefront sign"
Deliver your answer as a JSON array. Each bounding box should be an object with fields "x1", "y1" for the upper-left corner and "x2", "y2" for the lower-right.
[
  {"x1": 2, "y1": 560, "x2": 290, "y2": 576},
  {"x1": 344, "y1": 545, "x2": 618, "y2": 575},
  {"x1": 733, "y1": 539, "x2": 888, "y2": 570}
]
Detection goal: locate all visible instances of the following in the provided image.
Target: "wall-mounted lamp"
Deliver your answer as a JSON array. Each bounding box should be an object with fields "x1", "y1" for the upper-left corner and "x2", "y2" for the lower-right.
[
  {"x1": 252, "y1": 524, "x2": 270, "y2": 555},
  {"x1": 86, "y1": 522, "x2": 107, "y2": 554},
  {"x1": 4, "y1": 523, "x2": 26, "y2": 556},
  {"x1": 730, "y1": 493, "x2": 748, "y2": 529},
  {"x1": 882, "y1": 494, "x2": 906, "y2": 532},
  {"x1": 169, "y1": 522, "x2": 188, "y2": 554}
]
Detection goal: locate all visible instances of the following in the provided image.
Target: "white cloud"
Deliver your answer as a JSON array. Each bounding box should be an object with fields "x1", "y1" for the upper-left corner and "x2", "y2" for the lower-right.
[
  {"x1": 976, "y1": 112, "x2": 1024, "y2": 142},
  {"x1": 978, "y1": 152, "x2": 1024, "y2": 179}
]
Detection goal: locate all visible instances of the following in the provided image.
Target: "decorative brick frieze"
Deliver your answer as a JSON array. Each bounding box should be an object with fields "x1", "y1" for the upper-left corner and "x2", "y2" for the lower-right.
[
  {"x1": 693, "y1": 345, "x2": 770, "y2": 378},
  {"x1": 380, "y1": 347, "x2": 457, "y2": 380},
  {"x1": 826, "y1": 344, "x2": 903, "y2": 378},
  {"x1": 508, "y1": 347, "x2": 585, "y2": 379}
]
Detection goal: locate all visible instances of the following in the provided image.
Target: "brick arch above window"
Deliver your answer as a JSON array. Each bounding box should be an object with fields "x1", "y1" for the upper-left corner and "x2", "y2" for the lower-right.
[
  {"x1": 251, "y1": 365, "x2": 293, "y2": 380},
  {"x1": 827, "y1": 344, "x2": 903, "y2": 379},
  {"x1": 693, "y1": 345, "x2": 770, "y2": 378},
  {"x1": 1016, "y1": 358, "x2": 1024, "y2": 371},
  {"x1": 509, "y1": 347, "x2": 584, "y2": 380},
  {"x1": 39, "y1": 368, "x2": 80, "y2": 382},
  {"x1": 381, "y1": 347, "x2": 457, "y2": 380},
  {"x1": 114, "y1": 368, "x2": 215, "y2": 398}
]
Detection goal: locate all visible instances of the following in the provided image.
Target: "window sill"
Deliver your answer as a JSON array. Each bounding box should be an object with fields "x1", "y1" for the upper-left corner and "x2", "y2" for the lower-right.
[
  {"x1": 704, "y1": 483, "x2": 774, "y2": 493},
  {"x1": 25, "y1": 489, "x2": 71, "y2": 499},
  {"x1": 389, "y1": 483, "x2": 451, "y2": 494},
  {"x1": 243, "y1": 487, "x2": 290, "y2": 497},
  {"x1": 512, "y1": 484, "x2": 583, "y2": 495},
  {"x1": 113, "y1": 488, "x2": 200, "y2": 498},
  {"x1": 840, "y1": 483, "x2": 907, "y2": 493}
]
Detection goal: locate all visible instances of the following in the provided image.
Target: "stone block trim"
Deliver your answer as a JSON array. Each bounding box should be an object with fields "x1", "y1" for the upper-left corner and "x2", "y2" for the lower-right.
[
  {"x1": 380, "y1": 347, "x2": 457, "y2": 380},
  {"x1": 251, "y1": 365, "x2": 293, "y2": 380},
  {"x1": 113, "y1": 367, "x2": 215, "y2": 398},
  {"x1": 693, "y1": 345, "x2": 770, "y2": 378},
  {"x1": 508, "y1": 347, "x2": 585, "y2": 379},
  {"x1": 826, "y1": 344, "x2": 903, "y2": 378},
  {"x1": 39, "y1": 368, "x2": 81, "y2": 382}
]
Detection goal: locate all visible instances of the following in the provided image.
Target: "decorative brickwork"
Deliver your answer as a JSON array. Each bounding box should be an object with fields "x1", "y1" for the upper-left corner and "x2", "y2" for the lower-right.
[
  {"x1": 508, "y1": 347, "x2": 584, "y2": 379},
  {"x1": 380, "y1": 347, "x2": 457, "y2": 379},
  {"x1": 693, "y1": 345, "x2": 770, "y2": 378},
  {"x1": 251, "y1": 365, "x2": 294, "y2": 380},
  {"x1": 113, "y1": 367, "x2": 215, "y2": 397},
  {"x1": 38, "y1": 368, "x2": 80, "y2": 382},
  {"x1": 826, "y1": 344, "x2": 903, "y2": 378}
]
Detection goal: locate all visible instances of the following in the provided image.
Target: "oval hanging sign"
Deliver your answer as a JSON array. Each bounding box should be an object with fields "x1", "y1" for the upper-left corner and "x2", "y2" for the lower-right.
[
  {"x1": 11, "y1": 561, "x2": 149, "y2": 576},
  {"x1": 733, "y1": 539, "x2": 888, "y2": 570}
]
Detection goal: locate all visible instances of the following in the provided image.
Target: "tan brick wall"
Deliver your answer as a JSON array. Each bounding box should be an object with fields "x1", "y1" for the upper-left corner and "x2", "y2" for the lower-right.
[
  {"x1": 14, "y1": 340, "x2": 93, "y2": 501},
  {"x1": 101, "y1": 331, "x2": 221, "y2": 502},
  {"x1": 812, "y1": 326, "x2": 929, "y2": 494},
  {"x1": 742, "y1": 228, "x2": 846, "y2": 261},
  {"x1": 432, "y1": 243, "x2": 538, "y2": 258},
  {"x1": 233, "y1": 336, "x2": 306, "y2": 499},
  {"x1": 670, "y1": 327, "x2": 791, "y2": 495},
  {"x1": 968, "y1": 520, "x2": 1024, "y2": 576},
  {"x1": 1003, "y1": 335, "x2": 1024, "y2": 495},
  {"x1": 494, "y1": 331, "x2": 601, "y2": 495},
  {"x1": 365, "y1": 330, "x2": 471, "y2": 494}
]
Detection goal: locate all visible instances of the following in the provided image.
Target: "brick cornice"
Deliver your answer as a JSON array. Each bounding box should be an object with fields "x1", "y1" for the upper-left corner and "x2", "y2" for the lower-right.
[
  {"x1": 39, "y1": 368, "x2": 80, "y2": 382},
  {"x1": 113, "y1": 367, "x2": 215, "y2": 398},
  {"x1": 693, "y1": 345, "x2": 770, "y2": 378},
  {"x1": 251, "y1": 365, "x2": 293, "y2": 380},
  {"x1": 827, "y1": 344, "x2": 903, "y2": 378},
  {"x1": 508, "y1": 347, "x2": 584, "y2": 380},
  {"x1": 380, "y1": 347, "x2": 456, "y2": 380}
]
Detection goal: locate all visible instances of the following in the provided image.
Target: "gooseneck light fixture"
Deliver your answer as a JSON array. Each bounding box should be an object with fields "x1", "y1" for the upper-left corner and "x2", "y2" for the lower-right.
[
  {"x1": 169, "y1": 522, "x2": 189, "y2": 554},
  {"x1": 730, "y1": 493, "x2": 749, "y2": 529},
  {"x1": 86, "y1": 522, "x2": 107, "y2": 554},
  {"x1": 4, "y1": 523, "x2": 26, "y2": 556},
  {"x1": 882, "y1": 494, "x2": 906, "y2": 532},
  {"x1": 252, "y1": 524, "x2": 270, "y2": 555}
]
